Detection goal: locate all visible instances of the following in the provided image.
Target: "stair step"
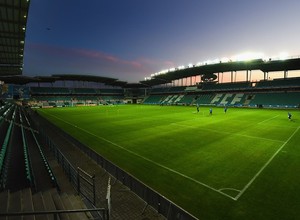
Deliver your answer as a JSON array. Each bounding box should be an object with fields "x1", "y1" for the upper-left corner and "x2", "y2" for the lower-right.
[
  {"x1": 0, "y1": 190, "x2": 9, "y2": 212},
  {"x1": 21, "y1": 188, "x2": 34, "y2": 220},
  {"x1": 42, "y1": 190, "x2": 57, "y2": 220},
  {"x1": 0, "y1": 190, "x2": 9, "y2": 220},
  {"x1": 60, "y1": 194, "x2": 80, "y2": 220},
  {"x1": 68, "y1": 195, "x2": 90, "y2": 220},
  {"x1": 8, "y1": 191, "x2": 22, "y2": 220},
  {"x1": 51, "y1": 191, "x2": 69, "y2": 220},
  {"x1": 32, "y1": 192, "x2": 49, "y2": 220}
]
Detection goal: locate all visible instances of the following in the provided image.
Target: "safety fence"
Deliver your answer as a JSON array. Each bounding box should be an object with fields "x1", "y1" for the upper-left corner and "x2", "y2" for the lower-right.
[
  {"x1": 0, "y1": 208, "x2": 108, "y2": 220},
  {"x1": 45, "y1": 137, "x2": 96, "y2": 206},
  {"x1": 33, "y1": 111, "x2": 198, "y2": 220}
]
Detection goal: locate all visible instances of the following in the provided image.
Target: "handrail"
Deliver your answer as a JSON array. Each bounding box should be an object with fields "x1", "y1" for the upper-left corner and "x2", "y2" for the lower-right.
[
  {"x1": 0, "y1": 208, "x2": 107, "y2": 217},
  {"x1": 29, "y1": 116, "x2": 60, "y2": 190},
  {"x1": 20, "y1": 111, "x2": 35, "y2": 189},
  {"x1": 0, "y1": 107, "x2": 15, "y2": 189},
  {"x1": 0, "y1": 117, "x2": 14, "y2": 173}
]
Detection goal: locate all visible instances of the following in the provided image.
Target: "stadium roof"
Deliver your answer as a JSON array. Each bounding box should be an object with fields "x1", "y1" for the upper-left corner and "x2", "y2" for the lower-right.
[
  {"x1": 0, "y1": 0, "x2": 30, "y2": 77},
  {"x1": 139, "y1": 57, "x2": 300, "y2": 86},
  {"x1": 0, "y1": 74, "x2": 138, "y2": 87},
  {"x1": 1, "y1": 58, "x2": 300, "y2": 87}
]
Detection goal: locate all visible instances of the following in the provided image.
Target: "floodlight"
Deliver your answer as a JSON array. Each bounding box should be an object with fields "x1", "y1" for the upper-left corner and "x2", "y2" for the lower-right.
[
  {"x1": 213, "y1": 59, "x2": 220, "y2": 64},
  {"x1": 278, "y1": 52, "x2": 289, "y2": 60},
  {"x1": 221, "y1": 57, "x2": 230, "y2": 63},
  {"x1": 231, "y1": 52, "x2": 264, "y2": 62},
  {"x1": 204, "y1": 60, "x2": 212, "y2": 65}
]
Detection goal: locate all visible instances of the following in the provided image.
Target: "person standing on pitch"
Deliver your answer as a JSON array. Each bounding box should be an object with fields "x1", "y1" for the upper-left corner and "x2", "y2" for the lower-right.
[
  {"x1": 288, "y1": 112, "x2": 292, "y2": 120},
  {"x1": 209, "y1": 108, "x2": 212, "y2": 115},
  {"x1": 196, "y1": 103, "x2": 200, "y2": 113}
]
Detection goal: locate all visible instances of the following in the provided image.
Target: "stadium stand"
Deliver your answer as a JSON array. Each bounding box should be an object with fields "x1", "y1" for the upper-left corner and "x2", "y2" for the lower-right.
[
  {"x1": 30, "y1": 87, "x2": 71, "y2": 95},
  {"x1": 201, "y1": 81, "x2": 252, "y2": 91},
  {"x1": 255, "y1": 77, "x2": 300, "y2": 88},
  {"x1": 140, "y1": 76, "x2": 300, "y2": 108},
  {"x1": 0, "y1": 188, "x2": 93, "y2": 220},
  {"x1": 249, "y1": 92, "x2": 300, "y2": 108},
  {"x1": 0, "y1": 103, "x2": 108, "y2": 219}
]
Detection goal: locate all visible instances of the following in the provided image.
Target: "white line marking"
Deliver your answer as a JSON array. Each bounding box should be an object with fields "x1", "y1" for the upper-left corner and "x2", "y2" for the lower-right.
[
  {"x1": 235, "y1": 126, "x2": 300, "y2": 200},
  {"x1": 42, "y1": 111, "x2": 236, "y2": 200},
  {"x1": 171, "y1": 123, "x2": 284, "y2": 143},
  {"x1": 258, "y1": 115, "x2": 279, "y2": 124},
  {"x1": 219, "y1": 188, "x2": 241, "y2": 193}
]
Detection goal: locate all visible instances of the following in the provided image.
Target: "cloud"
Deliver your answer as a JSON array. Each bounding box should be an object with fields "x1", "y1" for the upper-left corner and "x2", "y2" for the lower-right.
[{"x1": 23, "y1": 43, "x2": 176, "y2": 82}]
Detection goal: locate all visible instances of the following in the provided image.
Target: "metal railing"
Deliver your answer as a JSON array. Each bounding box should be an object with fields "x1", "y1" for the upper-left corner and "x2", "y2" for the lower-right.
[
  {"x1": 31, "y1": 109, "x2": 198, "y2": 220},
  {"x1": 48, "y1": 141, "x2": 97, "y2": 206},
  {"x1": 77, "y1": 166, "x2": 96, "y2": 205},
  {"x1": 0, "y1": 208, "x2": 108, "y2": 220}
]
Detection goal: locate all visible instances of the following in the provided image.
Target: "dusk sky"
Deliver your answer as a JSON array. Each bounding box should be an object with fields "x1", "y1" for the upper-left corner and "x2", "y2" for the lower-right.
[{"x1": 23, "y1": 0, "x2": 300, "y2": 83}]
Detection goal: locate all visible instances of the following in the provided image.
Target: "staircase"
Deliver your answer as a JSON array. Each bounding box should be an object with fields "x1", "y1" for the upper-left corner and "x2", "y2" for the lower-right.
[{"x1": 0, "y1": 188, "x2": 92, "y2": 220}]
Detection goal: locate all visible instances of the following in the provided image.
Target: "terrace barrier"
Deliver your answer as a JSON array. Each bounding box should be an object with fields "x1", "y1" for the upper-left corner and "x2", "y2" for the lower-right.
[
  {"x1": 31, "y1": 109, "x2": 198, "y2": 220},
  {"x1": 46, "y1": 140, "x2": 97, "y2": 206}
]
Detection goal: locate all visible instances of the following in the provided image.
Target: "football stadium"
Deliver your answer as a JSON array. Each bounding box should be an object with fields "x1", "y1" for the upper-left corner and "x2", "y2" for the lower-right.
[{"x1": 1, "y1": 1, "x2": 300, "y2": 220}]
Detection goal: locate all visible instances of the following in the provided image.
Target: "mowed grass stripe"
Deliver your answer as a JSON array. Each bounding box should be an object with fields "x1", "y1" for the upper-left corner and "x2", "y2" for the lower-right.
[
  {"x1": 38, "y1": 105, "x2": 300, "y2": 219},
  {"x1": 38, "y1": 106, "x2": 295, "y2": 191},
  {"x1": 39, "y1": 109, "x2": 237, "y2": 200},
  {"x1": 235, "y1": 126, "x2": 300, "y2": 200}
]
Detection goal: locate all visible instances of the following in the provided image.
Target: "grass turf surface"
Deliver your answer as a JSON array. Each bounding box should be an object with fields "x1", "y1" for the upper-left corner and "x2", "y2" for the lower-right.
[{"x1": 37, "y1": 105, "x2": 300, "y2": 219}]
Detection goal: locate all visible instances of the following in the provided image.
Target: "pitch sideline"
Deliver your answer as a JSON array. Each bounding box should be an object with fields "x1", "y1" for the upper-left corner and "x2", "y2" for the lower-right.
[
  {"x1": 42, "y1": 111, "x2": 238, "y2": 200},
  {"x1": 235, "y1": 126, "x2": 300, "y2": 200}
]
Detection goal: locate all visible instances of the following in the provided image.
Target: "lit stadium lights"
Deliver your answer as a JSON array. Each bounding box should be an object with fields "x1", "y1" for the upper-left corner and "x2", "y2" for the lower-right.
[
  {"x1": 204, "y1": 60, "x2": 212, "y2": 65},
  {"x1": 158, "y1": 69, "x2": 168, "y2": 74},
  {"x1": 188, "y1": 64, "x2": 193, "y2": 68},
  {"x1": 231, "y1": 52, "x2": 265, "y2": 62},
  {"x1": 178, "y1": 65, "x2": 185, "y2": 70},
  {"x1": 221, "y1": 57, "x2": 230, "y2": 63},
  {"x1": 144, "y1": 77, "x2": 152, "y2": 81},
  {"x1": 278, "y1": 52, "x2": 289, "y2": 60},
  {"x1": 169, "y1": 68, "x2": 176, "y2": 72},
  {"x1": 196, "y1": 62, "x2": 203, "y2": 67},
  {"x1": 213, "y1": 59, "x2": 220, "y2": 64}
]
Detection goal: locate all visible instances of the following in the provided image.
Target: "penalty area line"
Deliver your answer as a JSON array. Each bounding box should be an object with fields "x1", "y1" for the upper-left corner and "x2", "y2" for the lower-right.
[
  {"x1": 44, "y1": 112, "x2": 236, "y2": 200},
  {"x1": 235, "y1": 126, "x2": 300, "y2": 201},
  {"x1": 258, "y1": 115, "x2": 279, "y2": 124}
]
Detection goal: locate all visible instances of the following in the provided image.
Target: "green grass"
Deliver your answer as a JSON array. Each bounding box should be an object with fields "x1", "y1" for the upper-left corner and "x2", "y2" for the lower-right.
[{"x1": 37, "y1": 105, "x2": 300, "y2": 220}]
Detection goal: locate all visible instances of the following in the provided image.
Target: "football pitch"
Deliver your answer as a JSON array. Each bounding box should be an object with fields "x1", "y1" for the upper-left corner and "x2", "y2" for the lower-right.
[{"x1": 37, "y1": 105, "x2": 300, "y2": 219}]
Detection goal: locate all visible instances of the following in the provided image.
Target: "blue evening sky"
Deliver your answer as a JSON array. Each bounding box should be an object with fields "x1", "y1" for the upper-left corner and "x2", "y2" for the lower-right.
[{"x1": 23, "y1": 0, "x2": 300, "y2": 83}]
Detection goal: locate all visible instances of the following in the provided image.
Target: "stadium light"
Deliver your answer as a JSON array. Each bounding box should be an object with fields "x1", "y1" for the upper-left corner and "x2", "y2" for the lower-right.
[
  {"x1": 278, "y1": 52, "x2": 289, "y2": 60},
  {"x1": 204, "y1": 60, "x2": 212, "y2": 65},
  {"x1": 231, "y1": 52, "x2": 265, "y2": 62},
  {"x1": 213, "y1": 59, "x2": 220, "y2": 64},
  {"x1": 221, "y1": 57, "x2": 230, "y2": 63}
]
